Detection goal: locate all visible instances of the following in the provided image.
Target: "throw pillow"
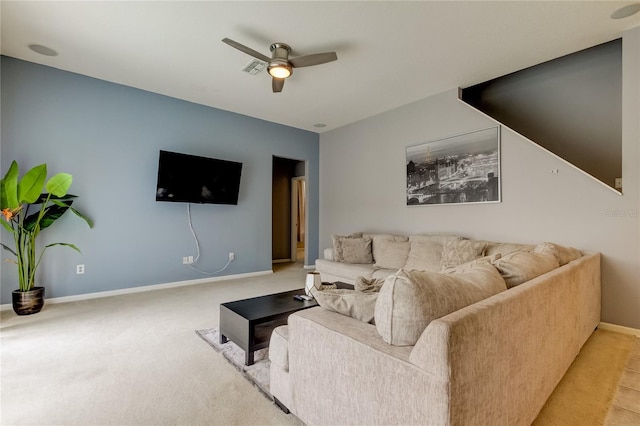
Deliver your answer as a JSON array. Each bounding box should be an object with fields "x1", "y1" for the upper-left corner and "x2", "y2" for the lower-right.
[
  {"x1": 374, "y1": 264, "x2": 507, "y2": 346},
  {"x1": 533, "y1": 242, "x2": 582, "y2": 266},
  {"x1": 440, "y1": 238, "x2": 488, "y2": 270},
  {"x1": 372, "y1": 238, "x2": 410, "y2": 270},
  {"x1": 403, "y1": 234, "x2": 462, "y2": 272},
  {"x1": 442, "y1": 253, "x2": 501, "y2": 274},
  {"x1": 341, "y1": 237, "x2": 373, "y2": 264},
  {"x1": 313, "y1": 289, "x2": 378, "y2": 324},
  {"x1": 332, "y1": 233, "x2": 364, "y2": 263},
  {"x1": 354, "y1": 276, "x2": 385, "y2": 293},
  {"x1": 492, "y1": 250, "x2": 560, "y2": 288}
]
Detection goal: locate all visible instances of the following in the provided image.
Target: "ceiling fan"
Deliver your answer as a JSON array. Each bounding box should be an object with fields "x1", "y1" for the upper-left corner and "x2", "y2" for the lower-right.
[{"x1": 222, "y1": 38, "x2": 338, "y2": 93}]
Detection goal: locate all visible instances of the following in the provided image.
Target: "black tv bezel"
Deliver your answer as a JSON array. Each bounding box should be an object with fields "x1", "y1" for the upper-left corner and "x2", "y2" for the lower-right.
[{"x1": 155, "y1": 150, "x2": 242, "y2": 205}]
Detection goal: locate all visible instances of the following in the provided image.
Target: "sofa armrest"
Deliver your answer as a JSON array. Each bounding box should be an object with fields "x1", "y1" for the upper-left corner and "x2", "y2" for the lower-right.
[
  {"x1": 323, "y1": 248, "x2": 334, "y2": 260},
  {"x1": 288, "y1": 307, "x2": 449, "y2": 426},
  {"x1": 409, "y1": 252, "x2": 601, "y2": 426}
]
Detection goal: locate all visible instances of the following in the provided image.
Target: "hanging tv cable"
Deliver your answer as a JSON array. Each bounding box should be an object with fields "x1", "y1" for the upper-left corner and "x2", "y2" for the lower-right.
[{"x1": 185, "y1": 203, "x2": 232, "y2": 275}]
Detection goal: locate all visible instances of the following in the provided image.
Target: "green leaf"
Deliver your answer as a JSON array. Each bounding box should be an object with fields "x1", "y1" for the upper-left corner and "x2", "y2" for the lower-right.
[
  {"x1": 0, "y1": 219, "x2": 16, "y2": 234},
  {"x1": 17, "y1": 164, "x2": 47, "y2": 204},
  {"x1": 68, "y1": 206, "x2": 93, "y2": 228},
  {"x1": 1, "y1": 161, "x2": 19, "y2": 210},
  {"x1": 45, "y1": 242, "x2": 82, "y2": 254},
  {"x1": 36, "y1": 203, "x2": 71, "y2": 231},
  {"x1": 0, "y1": 242, "x2": 18, "y2": 256},
  {"x1": 45, "y1": 173, "x2": 72, "y2": 197}
]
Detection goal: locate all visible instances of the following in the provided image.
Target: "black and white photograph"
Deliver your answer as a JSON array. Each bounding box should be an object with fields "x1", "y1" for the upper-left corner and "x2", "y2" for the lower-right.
[{"x1": 406, "y1": 127, "x2": 501, "y2": 206}]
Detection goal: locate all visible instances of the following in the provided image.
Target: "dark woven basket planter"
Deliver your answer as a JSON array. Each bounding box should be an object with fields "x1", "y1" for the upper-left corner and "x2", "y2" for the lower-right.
[{"x1": 12, "y1": 287, "x2": 45, "y2": 315}]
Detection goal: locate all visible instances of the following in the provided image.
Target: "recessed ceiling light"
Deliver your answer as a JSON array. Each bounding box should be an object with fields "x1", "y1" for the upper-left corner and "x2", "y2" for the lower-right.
[
  {"x1": 611, "y1": 3, "x2": 640, "y2": 19},
  {"x1": 28, "y1": 44, "x2": 58, "y2": 57},
  {"x1": 313, "y1": 123, "x2": 327, "y2": 128}
]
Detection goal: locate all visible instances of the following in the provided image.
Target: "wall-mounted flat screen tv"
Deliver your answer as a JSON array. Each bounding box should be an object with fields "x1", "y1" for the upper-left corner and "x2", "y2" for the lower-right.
[{"x1": 156, "y1": 150, "x2": 242, "y2": 205}]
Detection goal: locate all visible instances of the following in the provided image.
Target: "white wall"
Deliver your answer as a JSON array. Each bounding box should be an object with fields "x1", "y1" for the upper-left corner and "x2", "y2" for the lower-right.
[{"x1": 319, "y1": 27, "x2": 640, "y2": 329}]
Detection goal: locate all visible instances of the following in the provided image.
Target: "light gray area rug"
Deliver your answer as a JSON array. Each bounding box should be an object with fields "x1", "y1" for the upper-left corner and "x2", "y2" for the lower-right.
[{"x1": 196, "y1": 328, "x2": 272, "y2": 400}]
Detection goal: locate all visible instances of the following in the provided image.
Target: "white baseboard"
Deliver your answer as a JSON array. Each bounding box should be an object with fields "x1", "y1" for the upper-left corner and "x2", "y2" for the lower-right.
[
  {"x1": 0, "y1": 270, "x2": 273, "y2": 311},
  {"x1": 303, "y1": 264, "x2": 315, "y2": 270},
  {"x1": 598, "y1": 322, "x2": 640, "y2": 337},
  {"x1": 272, "y1": 259, "x2": 291, "y2": 264}
]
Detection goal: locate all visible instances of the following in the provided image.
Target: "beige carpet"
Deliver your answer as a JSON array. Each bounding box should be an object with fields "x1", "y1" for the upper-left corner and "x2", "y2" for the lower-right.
[
  {"x1": 0, "y1": 262, "x2": 635, "y2": 425},
  {"x1": 195, "y1": 328, "x2": 271, "y2": 398},
  {"x1": 1, "y1": 264, "x2": 306, "y2": 426},
  {"x1": 533, "y1": 329, "x2": 636, "y2": 426}
]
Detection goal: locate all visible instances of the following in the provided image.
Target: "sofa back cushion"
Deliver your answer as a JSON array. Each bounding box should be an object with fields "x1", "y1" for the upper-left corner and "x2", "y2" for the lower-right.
[
  {"x1": 440, "y1": 238, "x2": 488, "y2": 270},
  {"x1": 313, "y1": 289, "x2": 378, "y2": 324},
  {"x1": 484, "y1": 241, "x2": 535, "y2": 257},
  {"x1": 533, "y1": 242, "x2": 582, "y2": 266},
  {"x1": 374, "y1": 263, "x2": 507, "y2": 346},
  {"x1": 492, "y1": 250, "x2": 559, "y2": 288},
  {"x1": 403, "y1": 234, "x2": 460, "y2": 272},
  {"x1": 368, "y1": 234, "x2": 410, "y2": 269}
]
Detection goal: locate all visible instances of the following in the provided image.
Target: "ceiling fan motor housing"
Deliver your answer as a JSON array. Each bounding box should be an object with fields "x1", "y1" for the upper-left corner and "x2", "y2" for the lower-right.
[{"x1": 268, "y1": 43, "x2": 293, "y2": 78}]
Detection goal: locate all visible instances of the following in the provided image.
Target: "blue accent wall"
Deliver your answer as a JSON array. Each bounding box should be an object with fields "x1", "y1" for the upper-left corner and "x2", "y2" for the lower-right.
[{"x1": 0, "y1": 56, "x2": 319, "y2": 303}]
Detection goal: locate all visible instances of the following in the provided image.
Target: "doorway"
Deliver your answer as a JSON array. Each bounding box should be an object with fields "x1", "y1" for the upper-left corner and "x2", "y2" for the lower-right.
[
  {"x1": 272, "y1": 156, "x2": 307, "y2": 265},
  {"x1": 291, "y1": 177, "x2": 306, "y2": 263}
]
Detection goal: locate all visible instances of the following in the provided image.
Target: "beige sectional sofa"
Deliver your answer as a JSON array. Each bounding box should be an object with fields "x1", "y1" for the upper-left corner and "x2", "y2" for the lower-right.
[
  {"x1": 269, "y1": 233, "x2": 601, "y2": 425},
  {"x1": 315, "y1": 232, "x2": 540, "y2": 284}
]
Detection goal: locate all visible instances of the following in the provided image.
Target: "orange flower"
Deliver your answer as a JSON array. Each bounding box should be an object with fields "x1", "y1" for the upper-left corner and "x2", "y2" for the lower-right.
[{"x1": 1, "y1": 206, "x2": 21, "y2": 221}]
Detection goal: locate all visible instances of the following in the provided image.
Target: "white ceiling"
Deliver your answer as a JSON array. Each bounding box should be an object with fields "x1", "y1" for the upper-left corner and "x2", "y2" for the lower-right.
[{"x1": 1, "y1": 1, "x2": 639, "y2": 133}]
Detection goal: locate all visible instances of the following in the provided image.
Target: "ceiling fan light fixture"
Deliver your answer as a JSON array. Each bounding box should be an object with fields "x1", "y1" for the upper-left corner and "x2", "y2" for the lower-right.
[{"x1": 268, "y1": 62, "x2": 292, "y2": 79}]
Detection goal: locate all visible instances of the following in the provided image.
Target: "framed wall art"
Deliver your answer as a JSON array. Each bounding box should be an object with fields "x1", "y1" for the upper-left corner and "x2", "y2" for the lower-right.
[{"x1": 406, "y1": 127, "x2": 501, "y2": 206}]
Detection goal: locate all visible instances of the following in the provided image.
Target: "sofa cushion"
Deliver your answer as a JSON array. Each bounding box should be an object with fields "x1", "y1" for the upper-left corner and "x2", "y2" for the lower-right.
[
  {"x1": 315, "y1": 259, "x2": 373, "y2": 280},
  {"x1": 492, "y1": 250, "x2": 559, "y2": 288},
  {"x1": 371, "y1": 268, "x2": 399, "y2": 280},
  {"x1": 372, "y1": 238, "x2": 410, "y2": 270},
  {"x1": 341, "y1": 237, "x2": 373, "y2": 264},
  {"x1": 355, "y1": 276, "x2": 385, "y2": 293},
  {"x1": 313, "y1": 289, "x2": 378, "y2": 324},
  {"x1": 374, "y1": 264, "x2": 507, "y2": 346},
  {"x1": 484, "y1": 241, "x2": 535, "y2": 257},
  {"x1": 440, "y1": 238, "x2": 488, "y2": 270},
  {"x1": 533, "y1": 242, "x2": 582, "y2": 266},
  {"x1": 403, "y1": 234, "x2": 461, "y2": 272},
  {"x1": 365, "y1": 233, "x2": 409, "y2": 263},
  {"x1": 332, "y1": 233, "x2": 363, "y2": 262},
  {"x1": 442, "y1": 253, "x2": 501, "y2": 274},
  {"x1": 269, "y1": 325, "x2": 289, "y2": 371}
]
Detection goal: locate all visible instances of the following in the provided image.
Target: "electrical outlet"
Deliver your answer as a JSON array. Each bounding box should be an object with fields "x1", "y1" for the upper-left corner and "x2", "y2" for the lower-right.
[
  {"x1": 182, "y1": 256, "x2": 190, "y2": 265},
  {"x1": 615, "y1": 178, "x2": 622, "y2": 190},
  {"x1": 229, "y1": 252, "x2": 235, "y2": 261},
  {"x1": 76, "y1": 264, "x2": 85, "y2": 274},
  {"x1": 188, "y1": 256, "x2": 194, "y2": 264}
]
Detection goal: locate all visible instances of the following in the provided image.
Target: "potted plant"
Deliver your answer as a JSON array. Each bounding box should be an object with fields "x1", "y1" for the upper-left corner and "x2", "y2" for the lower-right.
[{"x1": 1, "y1": 161, "x2": 92, "y2": 315}]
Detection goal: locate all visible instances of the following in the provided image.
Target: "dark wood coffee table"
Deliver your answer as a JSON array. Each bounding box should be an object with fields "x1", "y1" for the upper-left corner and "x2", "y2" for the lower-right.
[{"x1": 219, "y1": 288, "x2": 317, "y2": 366}]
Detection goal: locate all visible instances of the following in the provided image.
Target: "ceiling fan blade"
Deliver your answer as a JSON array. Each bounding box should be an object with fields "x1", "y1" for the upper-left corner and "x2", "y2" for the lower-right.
[
  {"x1": 289, "y1": 52, "x2": 337, "y2": 68},
  {"x1": 272, "y1": 78, "x2": 285, "y2": 93},
  {"x1": 222, "y1": 38, "x2": 270, "y2": 63}
]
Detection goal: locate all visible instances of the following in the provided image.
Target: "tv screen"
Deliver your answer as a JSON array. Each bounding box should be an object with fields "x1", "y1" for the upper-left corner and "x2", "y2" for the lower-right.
[{"x1": 156, "y1": 150, "x2": 242, "y2": 205}]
